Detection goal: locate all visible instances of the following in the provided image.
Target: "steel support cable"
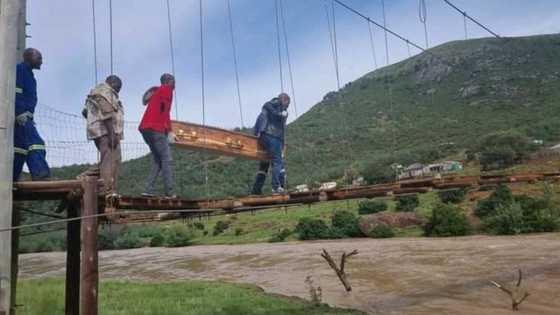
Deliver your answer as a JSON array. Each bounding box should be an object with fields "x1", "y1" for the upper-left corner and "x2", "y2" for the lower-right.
[
  {"x1": 109, "y1": 0, "x2": 114, "y2": 74},
  {"x1": 381, "y1": 0, "x2": 389, "y2": 65},
  {"x1": 279, "y1": 0, "x2": 298, "y2": 117},
  {"x1": 165, "y1": 0, "x2": 179, "y2": 120},
  {"x1": 0, "y1": 205, "x2": 304, "y2": 233},
  {"x1": 380, "y1": 0, "x2": 396, "y2": 170},
  {"x1": 367, "y1": 21, "x2": 378, "y2": 69},
  {"x1": 274, "y1": 0, "x2": 285, "y2": 92},
  {"x1": 199, "y1": 0, "x2": 210, "y2": 201},
  {"x1": 91, "y1": 0, "x2": 98, "y2": 84},
  {"x1": 442, "y1": 0, "x2": 500, "y2": 38},
  {"x1": 226, "y1": 0, "x2": 245, "y2": 127},
  {"x1": 418, "y1": 0, "x2": 429, "y2": 49},
  {"x1": 331, "y1": 0, "x2": 341, "y2": 90},
  {"x1": 323, "y1": 2, "x2": 339, "y2": 90},
  {"x1": 463, "y1": 11, "x2": 468, "y2": 39}
]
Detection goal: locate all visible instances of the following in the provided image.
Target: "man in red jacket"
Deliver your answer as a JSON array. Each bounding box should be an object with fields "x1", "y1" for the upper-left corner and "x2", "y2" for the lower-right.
[{"x1": 139, "y1": 73, "x2": 176, "y2": 198}]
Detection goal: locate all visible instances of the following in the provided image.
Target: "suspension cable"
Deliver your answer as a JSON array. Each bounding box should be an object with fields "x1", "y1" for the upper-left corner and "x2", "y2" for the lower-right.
[
  {"x1": 165, "y1": 0, "x2": 179, "y2": 120},
  {"x1": 274, "y1": 0, "x2": 285, "y2": 92},
  {"x1": 419, "y1": 0, "x2": 429, "y2": 48},
  {"x1": 331, "y1": 0, "x2": 341, "y2": 90},
  {"x1": 109, "y1": 0, "x2": 114, "y2": 74},
  {"x1": 367, "y1": 21, "x2": 378, "y2": 70},
  {"x1": 463, "y1": 11, "x2": 468, "y2": 39},
  {"x1": 199, "y1": 0, "x2": 210, "y2": 200},
  {"x1": 323, "y1": 1, "x2": 339, "y2": 90},
  {"x1": 442, "y1": 0, "x2": 500, "y2": 38},
  {"x1": 226, "y1": 0, "x2": 245, "y2": 127},
  {"x1": 91, "y1": 0, "x2": 98, "y2": 84},
  {"x1": 279, "y1": 0, "x2": 298, "y2": 117},
  {"x1": 381, "y1": 0, "x2": 389, "y2": 65}
]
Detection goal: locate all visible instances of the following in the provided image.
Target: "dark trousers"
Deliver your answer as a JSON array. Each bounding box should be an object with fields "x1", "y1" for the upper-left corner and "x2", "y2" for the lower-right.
[
  {"x1": 141, "y1": 129, "x2": 174, "y2": 195},
  {"x1": 13, "y1": 120, "x2": 50, "y2": 181},
  {"x1": 94, "y1": 134, "x2": 121, "y2": 194},
  {"x1": 252, "y1": 134, "x2": 285, "y2": 194}
]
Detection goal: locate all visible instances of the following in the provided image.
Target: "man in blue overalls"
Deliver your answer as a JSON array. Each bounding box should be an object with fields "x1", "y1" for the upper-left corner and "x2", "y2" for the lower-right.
[
  {"x1": 13, "y1": 48, "x2": 50, "y2": 181},
  {"x1": 251, "y1": 93, "x2": 290, "y2": 195}
]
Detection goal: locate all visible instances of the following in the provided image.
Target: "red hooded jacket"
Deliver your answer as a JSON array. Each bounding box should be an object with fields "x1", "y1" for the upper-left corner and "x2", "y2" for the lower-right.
[{"x1": 139, "y1": 84, "x2": 174, "y2": 133}]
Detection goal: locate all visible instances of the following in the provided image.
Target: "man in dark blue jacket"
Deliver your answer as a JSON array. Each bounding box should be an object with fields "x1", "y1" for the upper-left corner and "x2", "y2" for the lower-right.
[
  {"x1": 13, "y1": 48, "x2": 50, "y2": 181},
  {"x1": 251, "y1": 93, "x2": 290, "y2": 194}
]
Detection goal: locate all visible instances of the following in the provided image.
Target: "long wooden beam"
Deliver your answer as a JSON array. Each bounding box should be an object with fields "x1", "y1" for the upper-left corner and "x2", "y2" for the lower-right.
[{"x1": 171, "y1": 120, "x2": 271, "y2": 160}]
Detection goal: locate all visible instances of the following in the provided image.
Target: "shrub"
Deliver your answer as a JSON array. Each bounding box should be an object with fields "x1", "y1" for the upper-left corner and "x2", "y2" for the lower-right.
[
  {"x1": 98, "y1": 228, "x2": 120, "y2": 250},
  {"x1": 358, "y1": 199, "x2": 387, "y2": 215},
  {"x1": 424, "y1": 203, "x2": 471, "y2": 237},
  {"x1": 114, "y1": 231, "x2": 144, "y2": 249},
  {"x1": 483, "y1": 202, "x2": 525, "y2": 235},
  {"x1": 150, "y1": 233, "x2": 165, "y2": 247},
  {"x1": 438, "y1": 188, "x2": 467, "y2": 204},
  {"x1": 193, "y1": 222, "x2": 205, "y2": 230},
  {"x1": 368, "y1": 224, "x2": 394, "y2": 238},
  {"x1": 475, "y1": 184, "x2": 513, "y2": 218},
  {"x1": 268, "y1": 228, "x2": 292, "y2": 243},
  {"x1": 164, "y1": 224, "x2": 194, "y2": 247},
  {"x1": 483, "y1": 194, "x2": 560, "y2": 234},
  {"x1": 396, "y1": 195, "x2": 419, "y2": 212},
  {"x1": 331, "y1": 211, "x2": 363, "y2": 237},
  {"x1": 477, "y1": 131, "x2": 536, "y2": 170},
  {"x1": 235, "y1": 228, "x2": 244, "y2": 236},
  {"x1": 203, "y1": 230, "x2": 209, "y2": 236},
  {"x1": 213, "y1": 221, "x2": 231, "y2": 236},
  {"x1": 295, "y1": 218, "x2": 331, "y2": 240}
]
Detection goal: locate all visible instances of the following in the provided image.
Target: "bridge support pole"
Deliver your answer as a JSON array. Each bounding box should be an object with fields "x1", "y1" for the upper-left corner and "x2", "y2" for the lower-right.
[
  {"x1": 80, "y1": 176, "x2": 98, "y2": 315},
  {"x1": 65, "y1": 202, "x2": 80, "y2": 315}
]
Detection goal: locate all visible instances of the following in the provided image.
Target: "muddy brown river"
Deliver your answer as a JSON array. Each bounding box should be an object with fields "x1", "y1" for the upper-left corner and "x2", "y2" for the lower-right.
[{"x1": 20, "y1": 234, "x2": 560, "y2": 314}]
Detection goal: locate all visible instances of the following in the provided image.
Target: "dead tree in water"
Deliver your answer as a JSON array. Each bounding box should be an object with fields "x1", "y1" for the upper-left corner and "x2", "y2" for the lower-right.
[
  {"x1": 320, "y1": 248, "x2": 358, "y2": 292},
  {"x1": 490, "y1": 269, "x2": 530, "y2": 311}
]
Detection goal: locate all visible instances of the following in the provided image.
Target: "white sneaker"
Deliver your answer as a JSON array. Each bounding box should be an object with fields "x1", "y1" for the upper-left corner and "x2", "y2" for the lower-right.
[{"x1": 272, "y1": 187, "x2": 285, "y2": 195}]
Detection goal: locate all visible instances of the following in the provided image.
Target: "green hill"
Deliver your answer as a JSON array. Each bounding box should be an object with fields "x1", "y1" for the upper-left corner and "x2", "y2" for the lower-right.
[{"x1": 54, "y1": 33, "x2": 560, "y2": 197}]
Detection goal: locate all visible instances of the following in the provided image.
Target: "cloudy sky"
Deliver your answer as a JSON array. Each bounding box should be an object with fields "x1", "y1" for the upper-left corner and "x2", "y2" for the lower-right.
[
  {"x1": 27, "y1": 0, "x2": 560, "y2": 128},
  {"x1": 24, "y1": 0, "x2": 560, "y2": 166}
]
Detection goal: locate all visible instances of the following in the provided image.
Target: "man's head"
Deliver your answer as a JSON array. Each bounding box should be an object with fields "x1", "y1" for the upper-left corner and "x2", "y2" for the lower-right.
[
  {"x1": 105, "y1": 75, "x2": 122, "y2": 93},
  {"x1": 278, "y1": 93, "x2": 290, "y2": 109},
  {"x1": 161, "y1": 73, "x2": 175, "y2": 89},
  {"x1": 23, "y1": 48, "x2": 43, "y2": 70}
]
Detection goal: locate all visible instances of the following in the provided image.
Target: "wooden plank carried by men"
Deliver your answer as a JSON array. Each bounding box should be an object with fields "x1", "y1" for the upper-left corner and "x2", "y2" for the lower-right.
[{"x1": 171, "y1": 120, "x2": 271, "y2": 160}]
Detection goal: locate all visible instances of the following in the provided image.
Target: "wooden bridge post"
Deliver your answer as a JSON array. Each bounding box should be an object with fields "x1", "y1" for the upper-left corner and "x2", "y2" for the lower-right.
[
  {"x1": 80, "y1": 176, "x2": 98, "y2": 315},
  {"x1": 65, "y1": 202, "x2": 80, "y2": 315}
]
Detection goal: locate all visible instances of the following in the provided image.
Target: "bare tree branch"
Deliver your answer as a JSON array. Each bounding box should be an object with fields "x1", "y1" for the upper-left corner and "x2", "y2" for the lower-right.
[{"x1": 321, "y1": 248, "x2": 358, "y2": 292}]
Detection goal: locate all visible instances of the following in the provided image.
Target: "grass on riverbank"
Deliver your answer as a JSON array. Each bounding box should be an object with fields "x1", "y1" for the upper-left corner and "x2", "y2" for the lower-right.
[{"x1": 17, "y1": 278, "x2": 363, "y2": 315}]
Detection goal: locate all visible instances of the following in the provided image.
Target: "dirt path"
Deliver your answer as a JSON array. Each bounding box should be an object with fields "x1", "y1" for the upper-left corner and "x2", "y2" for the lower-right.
[{"x1": 20, "y1": 234, "x2": 560, "y2": 314}]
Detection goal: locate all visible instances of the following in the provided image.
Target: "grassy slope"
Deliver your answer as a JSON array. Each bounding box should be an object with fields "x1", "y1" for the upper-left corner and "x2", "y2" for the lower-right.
[{"x1": 18, "y1": 278, "x2": 362, "y2": 315}]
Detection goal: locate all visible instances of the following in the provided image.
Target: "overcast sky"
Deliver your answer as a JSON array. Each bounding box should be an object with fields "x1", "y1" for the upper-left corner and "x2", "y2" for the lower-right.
[{"x1": 27, "y1": 0, "x2": 560, "y2": 128}]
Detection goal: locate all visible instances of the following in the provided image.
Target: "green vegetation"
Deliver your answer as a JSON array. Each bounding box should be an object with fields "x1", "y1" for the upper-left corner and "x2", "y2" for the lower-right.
[
  {"x1": 18, "y1": 278, "x2": 362, "y2": 315},
  {"x1": 213, "y1": 220, "x2": 231, "y2": 236},
  {"x1": 295, "y1": 218, "x2": 332, "y2": 240},
  {"x1": 268, "y1": 228, "x2": 292, "y2": 243},
  {"x1": 477, "y1": 185, "x2": 560, "y2": 234},
  {"x1": 357, "y1": 199, "x2": 387, "y2": 215},
  {"x1": 331, "y1": 211, "x2": 364, "y2": 237},
  {"x1": 478, "y1": 131, "x2": 537, "y2": 171},
  {"x1": 396, "y1": 195, "x2": 420, "y2": 212},
  {"x1": 424, "y1": 203, "x2": 472, "y2": 237},
  {"x1": 367, "y1": 224, "x2": 395, "y2": 238},
  {"x1": 438, "y1": 188, "x2": 467, "y2": 204}
]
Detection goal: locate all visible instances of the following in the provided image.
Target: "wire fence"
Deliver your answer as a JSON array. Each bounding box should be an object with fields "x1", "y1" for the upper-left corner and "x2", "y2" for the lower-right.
[{"x1": 34, "y1": 103, "x2": 150, "y2": 167}]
